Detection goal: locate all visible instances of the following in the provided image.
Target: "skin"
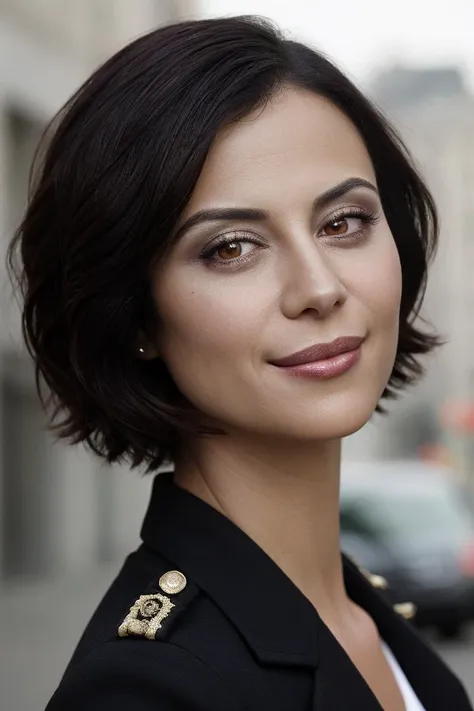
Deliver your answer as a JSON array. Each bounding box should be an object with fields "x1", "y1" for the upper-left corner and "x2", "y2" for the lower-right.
[{"x1": 144, "y1": 88, "x2": 405, "y2": 710}]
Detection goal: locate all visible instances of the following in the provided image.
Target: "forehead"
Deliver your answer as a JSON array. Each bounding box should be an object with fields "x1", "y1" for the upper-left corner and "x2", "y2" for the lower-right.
[{"x1": 183, "y1": 88, "x2": 376, "y2": 216}]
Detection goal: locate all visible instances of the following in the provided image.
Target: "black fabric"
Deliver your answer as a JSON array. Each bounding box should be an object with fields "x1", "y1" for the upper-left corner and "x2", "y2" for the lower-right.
[{"x1": 46, "y1": 471, "x2": 473, "y2": 710}]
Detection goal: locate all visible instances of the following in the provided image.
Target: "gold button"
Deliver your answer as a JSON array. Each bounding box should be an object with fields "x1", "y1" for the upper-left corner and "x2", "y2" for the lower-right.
[
  {"x1": 368, "y1": 574, "x2": 388, "y2": 590},
  {"x1": 358, "y1": 564, "x2": 388, "y2": 590},
  {"x1": 159, "y1": 570, "x2": 187, "y2": 595},
  {"x1": 393, "y1": 602, "x2": 417, "y2": 620}
]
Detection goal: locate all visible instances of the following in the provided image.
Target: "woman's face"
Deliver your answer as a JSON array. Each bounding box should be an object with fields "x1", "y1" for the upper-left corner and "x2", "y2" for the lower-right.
[{"x1": 150, "y1": 88, "x2": 402, "y2": 441}]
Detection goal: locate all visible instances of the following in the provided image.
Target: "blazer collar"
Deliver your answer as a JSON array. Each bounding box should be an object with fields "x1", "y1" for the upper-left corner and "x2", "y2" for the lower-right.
[{"x1": 141, "y1": 472, "x2": 320, "y2": 666}]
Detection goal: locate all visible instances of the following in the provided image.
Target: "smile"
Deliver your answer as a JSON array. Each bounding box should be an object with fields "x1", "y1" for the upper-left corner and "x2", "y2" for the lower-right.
[{"x1": 269, "y1": 336, "x2": 364, "y2": 379}]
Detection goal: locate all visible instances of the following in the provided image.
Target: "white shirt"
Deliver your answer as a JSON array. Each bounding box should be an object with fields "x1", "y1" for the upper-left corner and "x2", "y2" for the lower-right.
[{"x1": 381, "y1": 641, "x2": 427, "y2": 711}]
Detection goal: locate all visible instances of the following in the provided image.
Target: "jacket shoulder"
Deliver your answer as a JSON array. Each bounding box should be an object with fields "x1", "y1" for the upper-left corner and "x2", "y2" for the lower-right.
[
  {"x1": 47, "y1": 546, "x2": 241, "y2": 709},
  {"x1": 46, "y1": 638, "x2": 241, "y2": 710},
  {"x1": 64, "y1": 546, "x2": 199, "y2": 671}
]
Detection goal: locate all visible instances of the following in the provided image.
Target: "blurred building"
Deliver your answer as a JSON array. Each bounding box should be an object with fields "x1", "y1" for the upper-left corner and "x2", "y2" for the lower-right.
[
  {"x1": 346, "y1": 66, "x2": 474, "y2": 477},
  {"x1": 0, "y1": 1, "x2": 194, "y2": 583},
  {"x1": 371, "y1": 65, "x2": 467, "y2": 111}
]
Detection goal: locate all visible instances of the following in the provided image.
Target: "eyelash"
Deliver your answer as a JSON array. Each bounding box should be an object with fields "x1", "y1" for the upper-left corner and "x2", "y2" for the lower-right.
[
  {"x1": 200, "y1": 206, "x2": 380, "y2": 268},
  {"x1": 321, "y1": 206, "x2": 380, "y2": 242}
]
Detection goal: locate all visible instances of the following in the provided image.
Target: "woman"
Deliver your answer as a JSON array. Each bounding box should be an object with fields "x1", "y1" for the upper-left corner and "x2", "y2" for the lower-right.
[{"x1": 9, "y1": 16, "x2": 472, "y2": 711}]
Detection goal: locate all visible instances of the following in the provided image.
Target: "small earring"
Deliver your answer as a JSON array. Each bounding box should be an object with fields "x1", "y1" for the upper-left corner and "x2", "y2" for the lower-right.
[{"x1": 138, "y1": 346, "x2": 145, "y2": 355}]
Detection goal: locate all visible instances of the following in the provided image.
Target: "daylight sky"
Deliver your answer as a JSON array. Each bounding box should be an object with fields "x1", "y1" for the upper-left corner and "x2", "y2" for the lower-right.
[{"x1": 197, "y1": 0, "x2": 474, "y2": 90}]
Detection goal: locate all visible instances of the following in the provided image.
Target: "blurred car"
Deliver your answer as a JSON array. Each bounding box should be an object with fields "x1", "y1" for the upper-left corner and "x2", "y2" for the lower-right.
[{"x1": 340, "y1": 460, "x2": 474, "y2": 638}]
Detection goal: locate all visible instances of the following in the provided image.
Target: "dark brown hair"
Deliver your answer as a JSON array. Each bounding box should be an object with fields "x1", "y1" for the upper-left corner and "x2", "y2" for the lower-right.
[{"x1": 7, "y1": 16, "x2": 440, "y2": 471}]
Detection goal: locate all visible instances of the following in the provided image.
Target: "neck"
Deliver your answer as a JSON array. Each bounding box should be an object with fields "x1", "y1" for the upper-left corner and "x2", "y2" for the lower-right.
[{"x1": 174, "y1": 433, "x2": 350, "y2": 621}]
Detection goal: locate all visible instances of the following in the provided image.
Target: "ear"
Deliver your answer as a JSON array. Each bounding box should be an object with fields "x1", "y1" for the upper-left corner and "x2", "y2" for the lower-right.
[
  {"x1": 136, "y1": 333, "x2": 160, "y2": 360},
  {"x1": 137, "y1": 346, "x2": 159, "y2": 360}
]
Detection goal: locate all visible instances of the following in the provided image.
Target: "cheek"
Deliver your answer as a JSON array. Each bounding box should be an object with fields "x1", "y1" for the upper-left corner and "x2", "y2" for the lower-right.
[
  {"x1": 359, "y1": 236, "x2": 402, "y2": 389},
  {"x1": 377, "y1": 239, "x2": 403, "y2": 320},
  {"x1": 350, "y1": 232, "x2": 402, "y2": 325},
  {"x1": 154, "y1": 271, "x2": 267, "y2": 378},
  {"x1": 153, "y1": 271, "x2": 274, "y2": 419}
]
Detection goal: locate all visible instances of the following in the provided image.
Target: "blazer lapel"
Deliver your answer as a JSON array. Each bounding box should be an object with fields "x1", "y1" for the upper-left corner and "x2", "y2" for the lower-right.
[{"x1": 312, "y1": 620, "x2": 383, "y2": 710}]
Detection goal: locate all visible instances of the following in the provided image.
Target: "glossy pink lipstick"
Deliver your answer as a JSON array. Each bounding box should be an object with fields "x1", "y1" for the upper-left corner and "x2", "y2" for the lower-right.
[{"x1": 270, "y1": 336, "x2": 364, "y2": 379}]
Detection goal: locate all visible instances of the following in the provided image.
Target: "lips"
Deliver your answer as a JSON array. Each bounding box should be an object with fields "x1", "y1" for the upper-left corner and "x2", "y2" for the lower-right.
[{"x1": 270, "y1": 336, "x2": 364, "y2": 367}]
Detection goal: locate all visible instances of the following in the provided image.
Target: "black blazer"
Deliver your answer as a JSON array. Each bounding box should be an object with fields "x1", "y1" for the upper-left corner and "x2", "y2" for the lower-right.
[{"x1": 46, "y1": 472, "x2": 472, "y2": 710}]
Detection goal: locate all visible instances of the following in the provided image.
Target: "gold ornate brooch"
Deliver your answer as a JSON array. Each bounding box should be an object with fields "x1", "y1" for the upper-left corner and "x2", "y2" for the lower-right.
[
  {"x1": 118, "y1": 593, "x2": 175, "y2": 640},
  {"x1": 118, "y1": 569, "x2": 188, "y2": 640}
]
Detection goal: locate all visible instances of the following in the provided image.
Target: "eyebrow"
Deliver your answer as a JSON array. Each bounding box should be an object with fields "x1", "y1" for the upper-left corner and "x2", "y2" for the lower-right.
[{"x1": 174, "y1": 177, "x2": 378, "y2": 239}]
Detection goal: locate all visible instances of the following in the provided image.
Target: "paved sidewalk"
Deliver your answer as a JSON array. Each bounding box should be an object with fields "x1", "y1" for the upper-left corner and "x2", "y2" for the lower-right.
[{"x1": 0, "y1": 564, "x2": 121, "y2": 711}]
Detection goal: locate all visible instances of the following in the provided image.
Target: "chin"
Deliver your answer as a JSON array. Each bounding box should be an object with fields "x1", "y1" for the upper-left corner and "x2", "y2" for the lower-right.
[
  {"x1": 288, "y1": 415, "x2": 370, "y2": 442},
  {"x1": 268, "y1": 393, "x2": 381, "y2": 443}
]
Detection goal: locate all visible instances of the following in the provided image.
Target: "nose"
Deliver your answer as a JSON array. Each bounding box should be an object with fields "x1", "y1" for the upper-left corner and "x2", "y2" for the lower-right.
[{"x1": 279, "y1": 240, "x2": 348, "y2": 320}]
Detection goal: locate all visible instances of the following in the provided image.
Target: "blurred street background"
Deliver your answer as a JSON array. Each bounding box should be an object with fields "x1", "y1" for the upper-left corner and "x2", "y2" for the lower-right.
[{"x1": 0, "y1": 1, "x2": 473, "y2": 709}]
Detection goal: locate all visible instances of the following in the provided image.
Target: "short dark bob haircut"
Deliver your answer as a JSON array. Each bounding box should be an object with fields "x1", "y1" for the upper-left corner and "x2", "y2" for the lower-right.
[{"x1": 8, "y1": 16, "x2": 440, "y2": 471}]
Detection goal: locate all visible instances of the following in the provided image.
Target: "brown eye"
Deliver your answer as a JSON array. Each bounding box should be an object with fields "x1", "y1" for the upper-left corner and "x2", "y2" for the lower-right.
[
  {"x1": 216, "y1": 242, "x2": 242, "y2": 260},
  {"x1": 324, "y1": 218, "x2": 349, "y2": 236},
  {"x1": 201, "y1": 235, "x2": 262, "y2": 267}
]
